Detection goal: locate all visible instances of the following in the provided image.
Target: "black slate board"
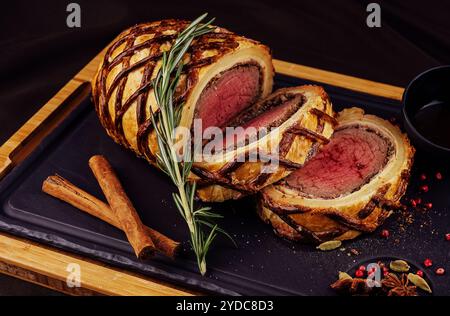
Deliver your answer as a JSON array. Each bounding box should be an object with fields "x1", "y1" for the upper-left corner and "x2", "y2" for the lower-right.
[{"x1": 0, "y1": 75, "x2": 448, "y2": 295}]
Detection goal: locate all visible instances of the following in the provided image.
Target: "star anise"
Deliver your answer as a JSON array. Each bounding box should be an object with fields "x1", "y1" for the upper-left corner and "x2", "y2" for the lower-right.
[{"x1": 382, "y1": 273, "x2": 418, "y2": 296}]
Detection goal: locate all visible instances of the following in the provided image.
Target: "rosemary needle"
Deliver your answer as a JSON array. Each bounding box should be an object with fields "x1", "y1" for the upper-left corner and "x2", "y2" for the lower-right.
[{"x1": 151, "y1": 13, "x2": 234, "y2": 275}]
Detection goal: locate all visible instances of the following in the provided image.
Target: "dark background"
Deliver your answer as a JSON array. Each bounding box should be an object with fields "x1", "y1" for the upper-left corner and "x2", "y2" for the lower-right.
[{"x1": 0, "y1": 0, "x2": 449, "y2": 295}]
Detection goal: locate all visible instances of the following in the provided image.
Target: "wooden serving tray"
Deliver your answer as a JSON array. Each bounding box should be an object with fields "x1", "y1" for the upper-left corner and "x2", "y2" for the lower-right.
[{"x1": 0, "y1": 47, "x2": 405, "y2": 296}]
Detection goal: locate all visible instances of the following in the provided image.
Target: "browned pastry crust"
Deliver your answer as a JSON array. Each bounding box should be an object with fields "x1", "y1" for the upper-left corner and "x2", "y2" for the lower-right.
[
  {"x1": 258, "y1": 107, "x2": 415, "y2": 243},
  {"x1": 92, "y1": 19, "x2": 274, "y2": 163}
]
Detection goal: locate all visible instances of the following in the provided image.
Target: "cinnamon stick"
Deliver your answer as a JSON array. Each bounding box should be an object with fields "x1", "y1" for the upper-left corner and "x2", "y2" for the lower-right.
[
  {"x1": 42, "y1": 174, "x2": 180, "y2": 258},
  {"x1": 88, "y1": 155, "x2": 157, "y2": 259}
]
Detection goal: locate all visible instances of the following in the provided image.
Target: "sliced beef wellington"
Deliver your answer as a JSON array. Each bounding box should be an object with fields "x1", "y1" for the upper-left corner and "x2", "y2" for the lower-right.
[
  {"x1": 258, "y1": 107, "x2": 415, "y2": 243},
  {"x1": 92, "y1": 19, "x2": 273, "y2": 164},
  {"x1": 195, "y1": 85, "x2": 335, "y2": 202}
]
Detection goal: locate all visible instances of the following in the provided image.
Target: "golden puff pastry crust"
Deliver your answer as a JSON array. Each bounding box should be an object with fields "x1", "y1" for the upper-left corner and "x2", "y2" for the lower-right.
[
  {"x1": 258, "y1": 107, "x2": 415, "y2": 243},
  {"x1": 92, "y1": 19, "x2": 273, "y2": 163}
]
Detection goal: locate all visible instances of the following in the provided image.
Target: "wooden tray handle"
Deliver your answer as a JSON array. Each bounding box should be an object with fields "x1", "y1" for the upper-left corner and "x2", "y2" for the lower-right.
[
  {"x1": 0, "y1": 80, "x2": 91, "y2": 180},
  {"x1": 273, "y1": 59, "x2": 404, "y2": 100}
]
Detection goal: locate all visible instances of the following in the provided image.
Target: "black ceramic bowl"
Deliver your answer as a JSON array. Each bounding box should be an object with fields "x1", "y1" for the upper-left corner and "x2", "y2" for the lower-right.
[{"x1": 402, "y1": 65, "x2": 450, "y2": 158}]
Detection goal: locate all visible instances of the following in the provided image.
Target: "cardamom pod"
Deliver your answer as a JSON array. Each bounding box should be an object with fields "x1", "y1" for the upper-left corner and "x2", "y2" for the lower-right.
[
  {"x1": 407, "y1": 273, "x2": 432, "y2": 293},
  {"x1": 389, "y1": 260, "x2": 410, "y2": 272},
  {"x1": 338, "y1": 271, "x2": 352, "y2": 280},
  {"x1": 316, "y1": 240, "x2": 342, "y2": 251}
]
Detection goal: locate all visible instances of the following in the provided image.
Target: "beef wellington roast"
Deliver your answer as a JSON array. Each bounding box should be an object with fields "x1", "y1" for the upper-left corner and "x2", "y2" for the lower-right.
[
  {"x1": 92, "y1": 19, "x2": 335, "y2": 202},
  {"x1": 258, "y1": 108, "x2": 415, "y2": 243},
  {"x1": 194, "y1": 85, "x2": 335, "y2": 202},
  {"x1": 92, "y1": 19, "x2": 273, "y2": 165}
]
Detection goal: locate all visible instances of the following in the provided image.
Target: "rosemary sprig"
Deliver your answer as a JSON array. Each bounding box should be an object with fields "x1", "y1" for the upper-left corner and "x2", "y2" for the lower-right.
[{"x1": 151, "y1": 13, "x2": 233, "y2": 275}]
